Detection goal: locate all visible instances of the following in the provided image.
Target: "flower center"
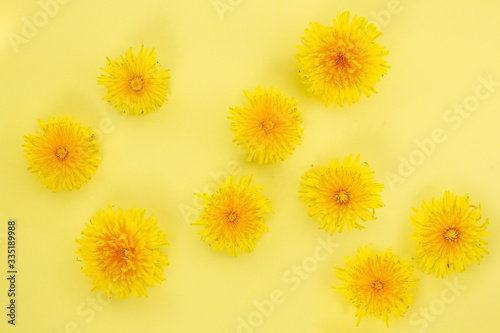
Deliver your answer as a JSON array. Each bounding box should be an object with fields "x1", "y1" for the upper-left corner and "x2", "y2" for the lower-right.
[
  {"x1": 108, "y1": 234, "x2": 137, "y2": 274},
  {"x1": 55, "y1": 147, "x2": 68, "y2": 161},
  {"x1": 334, "y1": 189, "x2": 350, "y2": 204},
  {"x1": 373, "y1": 280, "x2": 384, "y2": 291},
  {"x1": 444, "y1": 227, "x2": 459, "y2": 242},
  {"x1": 320, "y1": 39, "x2": 361, "y2": 85},
  {"x1": 227, "y1": 212, "x2": 238, "y2": 223},
  {"x1": 335, "y1": 52, "x2": 348, "y2": 66},
  {"x1": 329, "y1": 41, "x2": 354, "y2": 66},
  {"x1": 130, "y1": 76, "x2": 144, "y2": 91},
  {"x1": 261, "y1": 119, "x2": 275, "y2": 133}
]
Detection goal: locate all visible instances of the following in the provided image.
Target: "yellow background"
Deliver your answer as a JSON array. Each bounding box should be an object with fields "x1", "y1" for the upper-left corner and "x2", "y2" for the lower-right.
[{"x1": 1, "y1": 0, "x2": 499, "y2": 332}]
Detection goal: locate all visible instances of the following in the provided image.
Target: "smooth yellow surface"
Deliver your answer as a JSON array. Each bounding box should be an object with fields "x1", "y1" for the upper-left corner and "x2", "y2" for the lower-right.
[{"x1": 1, "y1": 0, "x2": 499, "y2": 332}]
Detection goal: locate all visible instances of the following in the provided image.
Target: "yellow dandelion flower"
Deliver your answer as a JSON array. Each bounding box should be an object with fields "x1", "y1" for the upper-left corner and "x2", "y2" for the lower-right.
[
  {"x1": 23, "y1": 116, "x2": 100, "y2": 192},
  {"x1": 193, "y1": 173, "x2": 272, "y2": 257},
  {"x1": 334, "y1": 246, "x2": 418, "y2": 327},
  {"x1": 411, "y1": 191, "x2": 489, "y2": 278},
  {"x1": 76, "y1": 205, "x2": 169, "y2": 299},
  {"x1": 98, "y1": 46, "x2": 170, "y2": 115},
  {"x1": 228, "y1": 86, "x2": 303, "y2": 164},
  {"x1": 296, "y1": 11, "x2": 390, "y2": 107},
  {"x1": 299, "y1": 154, "x2": 383, "y2": 234}
]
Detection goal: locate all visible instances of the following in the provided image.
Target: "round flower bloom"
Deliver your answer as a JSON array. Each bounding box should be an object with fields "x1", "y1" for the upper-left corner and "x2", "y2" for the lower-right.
[
  {"x1": 410, "y1": 191, "x2": 489, "y2": 278},
  {"x1": 23, "y1": 116, "x2": 101, "y2": 192},
  {"x1": 98, "y1": 46, "x2": 170, "y2": 115},
  {"x1": 296, "y1": 11, "x2": 390, "y2": 107},
  {"x1": 299, "y1": 154, "x2": 383, "y2": 234},
  {"x1": 334, "y1": 246, "x2": 418, "y2": 327},
  {"x1": 228, "y1": 86, "x2": 303, "y2": 164},
  {"x1": 193, "y1": 173, "x2": 272, "y2": 257},
  {"x1": 76, "y1": 205, "x2": 169, "y2": 299}
]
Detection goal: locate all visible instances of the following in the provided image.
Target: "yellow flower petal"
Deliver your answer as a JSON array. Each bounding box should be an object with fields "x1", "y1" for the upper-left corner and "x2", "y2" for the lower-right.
[
  {"x1": 76, "y1": 205, "x2": 169, "y2": 299},
  {"x1": 193, "y1": 173, "x2": 272, "y2": 257},
  {"x1": 98, "y1": 46, "x2": 170, "y2": 115},
  {"x1": 334, "y1": 246, "x2": 418, "y2": 327},
  {"x1": 228, "y1": 86, "x2": 303, "y2": 164},
  {"x1": 23, "y1": 116, "x2": 101, "y2": 192},
  {"x1": 296, "y1": 11, "x2": 390, "y2": 106},
  {"x1": 299, "y1": 154, "x2": 384, "y2": 234},
  {"x1": 411, "y1": 191, "x2": 489, "y2": 277}
]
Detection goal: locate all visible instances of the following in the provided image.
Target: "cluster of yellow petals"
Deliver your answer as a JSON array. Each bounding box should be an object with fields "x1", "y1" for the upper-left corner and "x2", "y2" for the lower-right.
[
  {"x1": 296, "y1": 11, "x2": 390, "y2": 106},
  {"x1": 98, "y1": 46, "x2": 170, "y2": 115},
  {"x1": 193, "y1": 174, "x2": 272, "y2": 257},
  {"x1": 229, "y1": 86, "x2": 303, "y2": 164},
  {"x1": 335, "y1": 246, "x2": 419, "y2": 327},
  {"x1": 411, "y1": 191, "x2": 489, "y2": 277},
  {"x1": 76, "y1": 206, "x2": 169, "y2": 299},
  {"x1": 299, "y1": 154, "x2": 384, "y2": 234},
  {"x1": 23, "y1": 116, "x2": 101, "y2": 192}
]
